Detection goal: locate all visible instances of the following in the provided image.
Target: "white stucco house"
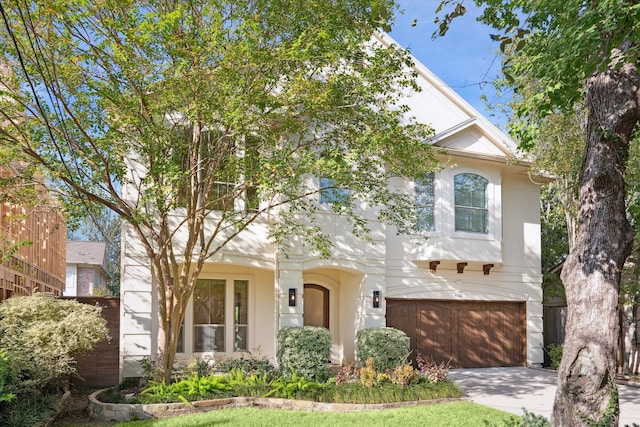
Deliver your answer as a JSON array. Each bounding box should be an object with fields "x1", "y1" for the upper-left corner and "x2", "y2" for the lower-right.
[{"x1": 119, "y1": 34, "x2": 543, "y2": 378}]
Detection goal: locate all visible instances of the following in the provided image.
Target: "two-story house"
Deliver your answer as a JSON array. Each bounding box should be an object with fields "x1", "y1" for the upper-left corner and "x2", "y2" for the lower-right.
[{"x1": 119, "y1": 34, "x2": 543, "y2": 378}]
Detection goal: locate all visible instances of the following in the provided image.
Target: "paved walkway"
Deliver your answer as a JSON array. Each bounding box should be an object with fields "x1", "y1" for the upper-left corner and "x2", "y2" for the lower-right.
[{"x1": 449, "y1": 367, "x2": 640, "y2": 426}]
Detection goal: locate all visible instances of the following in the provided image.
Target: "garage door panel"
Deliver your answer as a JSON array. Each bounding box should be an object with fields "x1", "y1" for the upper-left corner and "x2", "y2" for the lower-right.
[
  {"x1": 386, "y1": 300, "x2": 418, "y2": 355},
  {"x1": 386, "y1": 299, "x2": 525, "y2": 368},
  {"x1": 416, "y1": 302, "x2": 454, "y2": 363},
  {"x1": 457, "y1": 306, "x2": 491, "y2": 368},
  {"x1": 489, "y1": 305, "x2": 516, "y2": 366}
]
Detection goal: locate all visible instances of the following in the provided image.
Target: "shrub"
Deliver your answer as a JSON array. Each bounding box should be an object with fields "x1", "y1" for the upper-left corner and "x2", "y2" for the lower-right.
[
  {"x1": 356, "y1": 327, "x2": 410, "y2": 372},
  {"x1": 0, "y1": 293, "x2": 109, "y2": 394},
  {"x1": 547, "y1": 344, "x2": 563, "y2": 370},
  {"x1": 0, "y1": 350, "x2": 16, "y2": 403},
  {"x1": 215, "y1": 350, "x2": 276, "y2": 378},
  {"x1": 0, "y1": 393, "x2": 61, "y2": 427},
  {"x1": 276, "y1": 326, "x2": 331, "y2": 382},
  {"x1": 141, "y1": 375, "x2": 232, "y2": 403}
]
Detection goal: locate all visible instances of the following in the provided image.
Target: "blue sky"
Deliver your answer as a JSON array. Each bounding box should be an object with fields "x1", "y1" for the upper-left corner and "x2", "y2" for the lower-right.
[{"x1": 390, "y1": 1, "x2": 508, "y2": 129}]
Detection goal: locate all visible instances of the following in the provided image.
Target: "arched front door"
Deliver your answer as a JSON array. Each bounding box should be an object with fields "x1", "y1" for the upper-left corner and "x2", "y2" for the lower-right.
[{"x1": 303, "y1": 284, "x2": 329, "y2": 329}]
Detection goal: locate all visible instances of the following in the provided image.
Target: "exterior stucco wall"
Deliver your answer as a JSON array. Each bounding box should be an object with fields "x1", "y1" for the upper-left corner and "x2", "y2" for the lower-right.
[{"x1": 118, "y1": 35, "x2": 545, "y2": 377}]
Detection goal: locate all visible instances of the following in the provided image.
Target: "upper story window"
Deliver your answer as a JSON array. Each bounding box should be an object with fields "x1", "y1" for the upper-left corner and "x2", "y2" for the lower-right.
[
  {"x1": 454, "y1": 173, "x2": 488, "y2": 234},
  {"x1": 173, "y1": 129, "x2": 259, "y2": 212},
  {"x1": 415, "y1": 172, "x2": 435, "y2": 232},
  {"x1": 319, "y1": 177, "x2": 349, "y2": 204}
]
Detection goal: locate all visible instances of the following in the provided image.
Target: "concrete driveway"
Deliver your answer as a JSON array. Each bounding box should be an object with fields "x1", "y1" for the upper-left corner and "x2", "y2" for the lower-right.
[{"x1": 449, "y1": 367, "x2": 640, "y2": 426}]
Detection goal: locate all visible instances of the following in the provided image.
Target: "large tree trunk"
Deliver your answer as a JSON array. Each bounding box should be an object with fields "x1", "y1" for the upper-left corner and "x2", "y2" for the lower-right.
[{"x1": 553, "y1": 62, "x2": 640, "y2": 426}]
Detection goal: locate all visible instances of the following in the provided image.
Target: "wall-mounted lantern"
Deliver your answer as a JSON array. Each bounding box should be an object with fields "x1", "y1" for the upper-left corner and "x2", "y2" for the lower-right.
[
  {"x1": 288, "y1": 288, "x2": 297, "y2": 307},
  {"x1": 373, "y1": 290, "x2": 381, "y2": 308}
]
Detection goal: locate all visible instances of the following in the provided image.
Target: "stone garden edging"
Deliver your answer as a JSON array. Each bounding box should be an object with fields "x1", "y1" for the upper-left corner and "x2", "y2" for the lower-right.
[{"x1": 88, "y1": 389, "x2": 467, "y2": 422}]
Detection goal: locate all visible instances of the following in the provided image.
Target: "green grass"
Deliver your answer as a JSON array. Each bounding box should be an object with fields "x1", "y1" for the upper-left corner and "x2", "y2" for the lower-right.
[{"x1": 117, "y1": 401, "x2": 521, "y2": 427}]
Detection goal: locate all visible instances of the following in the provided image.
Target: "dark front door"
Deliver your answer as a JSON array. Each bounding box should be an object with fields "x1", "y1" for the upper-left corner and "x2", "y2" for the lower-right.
[{"x1": 303, "y1": 284, "x2": 329, "y2": 329}]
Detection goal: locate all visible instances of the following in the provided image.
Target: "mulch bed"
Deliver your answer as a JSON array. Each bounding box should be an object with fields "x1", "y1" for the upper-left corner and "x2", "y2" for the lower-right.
[{"x1": 51, "y1": 388, "x2": 116, "y2": 427}]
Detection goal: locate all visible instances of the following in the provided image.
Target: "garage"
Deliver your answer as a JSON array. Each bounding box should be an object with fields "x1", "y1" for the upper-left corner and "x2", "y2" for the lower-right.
[{"x1": 386, "y1": 299, "x2": 526, "y2": 368}]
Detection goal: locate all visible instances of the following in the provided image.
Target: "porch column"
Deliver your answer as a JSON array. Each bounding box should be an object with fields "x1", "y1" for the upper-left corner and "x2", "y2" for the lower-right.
[
  {"x1": 358, "y1": 268, "x2": 386, "y2": 330},
  {"x1": 278, "y1": 261, "x2": 304, "y2": 328}
]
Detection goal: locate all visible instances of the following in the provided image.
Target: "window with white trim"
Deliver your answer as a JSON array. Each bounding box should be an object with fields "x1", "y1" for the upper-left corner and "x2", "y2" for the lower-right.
[
  {"x1": 192, "y1": 278, "x2": 249, "y2": 353},
  {"x1": 454, "y1": 173, "x2": 488, "y2": 234},
  {"x1": 415, "y1": 172, "x2": 435, "y2": 232}
]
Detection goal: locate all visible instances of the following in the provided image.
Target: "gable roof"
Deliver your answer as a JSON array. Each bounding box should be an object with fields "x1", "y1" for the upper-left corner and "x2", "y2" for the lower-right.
[
  {"x1": 374, "y1": 33, "x2": 523, "y2": 164},
  {"x1": 66, "y1": 240, "x2": 108, "y2": 272}
]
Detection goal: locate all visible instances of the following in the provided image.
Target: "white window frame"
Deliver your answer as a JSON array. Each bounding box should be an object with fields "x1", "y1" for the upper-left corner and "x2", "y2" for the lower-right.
[
  {"x1": 414, "y1": 172, "x2": 436, "y2": 233},
  {"x1": 177, "y1": 274, "x2": 254, "y2": 358},
  {"x1": 454, "y1": 173, "x2": 489, "y2": 234},
  {"x1": 439, "y1": 166, "x2": 501, "y2": 242}
]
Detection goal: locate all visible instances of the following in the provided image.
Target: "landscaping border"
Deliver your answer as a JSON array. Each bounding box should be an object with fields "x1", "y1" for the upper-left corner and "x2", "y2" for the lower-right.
[{"x1": 88, "y1": 389, "x2": 467, "y2": 422}]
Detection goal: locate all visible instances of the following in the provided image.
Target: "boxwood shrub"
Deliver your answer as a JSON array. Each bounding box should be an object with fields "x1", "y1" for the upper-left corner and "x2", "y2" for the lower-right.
[
  {"x1": 276, "y1": 326, "x2": 331, "y2": 382},
  {"x1": 356, "y1": 327, "x2": 410, "y2": 372}
]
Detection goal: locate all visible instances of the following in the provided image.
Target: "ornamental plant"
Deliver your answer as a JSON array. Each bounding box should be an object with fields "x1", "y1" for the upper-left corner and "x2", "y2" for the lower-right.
[
  {"x1": 356, "y1": 327, "x2": 410, "y2": 372},
  {"x1": 0, "y1": 293, "x2": 109, "y2": 394},
  {"x1": 0, "y1": 350, "x2": 15, "y2": 403},
  {"x1": 276, "y1": 326, "x2": 331, "y2": 382}
]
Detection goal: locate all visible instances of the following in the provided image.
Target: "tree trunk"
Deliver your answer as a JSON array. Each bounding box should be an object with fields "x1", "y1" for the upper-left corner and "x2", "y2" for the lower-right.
[{"x1": 553, "y1": 62, "x2": 640, "y2": 426}]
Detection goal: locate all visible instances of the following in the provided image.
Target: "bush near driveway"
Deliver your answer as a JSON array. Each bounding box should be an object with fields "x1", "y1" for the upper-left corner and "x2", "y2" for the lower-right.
[{"x1": 356, "y1": 327, "x2": 410, "y2": 372}]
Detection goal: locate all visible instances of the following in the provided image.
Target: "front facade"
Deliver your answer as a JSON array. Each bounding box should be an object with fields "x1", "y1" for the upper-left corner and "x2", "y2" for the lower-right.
[{"x1": 120, "y1": 35, "x2": 543, "y2": 378}]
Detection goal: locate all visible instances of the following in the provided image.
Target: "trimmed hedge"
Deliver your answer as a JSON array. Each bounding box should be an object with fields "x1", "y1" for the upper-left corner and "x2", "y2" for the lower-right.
[
  {"x1": 276, "y1": 326, "x2": 331, "y2": 382},
  {"x1": 356, "y1": 327, "x2": 410, "y2": 372}
]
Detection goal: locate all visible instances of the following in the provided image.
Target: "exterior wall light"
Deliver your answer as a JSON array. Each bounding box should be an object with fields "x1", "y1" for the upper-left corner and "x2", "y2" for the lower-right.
[
  {"x1": 288, "y1": 288, "x2": 297, "y2": 307},
  {"x1": 373, "y1": 290, "x2": 381, "y2": 308}
]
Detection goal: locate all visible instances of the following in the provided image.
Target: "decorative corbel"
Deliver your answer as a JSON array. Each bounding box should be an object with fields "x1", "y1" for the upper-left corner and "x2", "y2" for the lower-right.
[
  {"x1": 483, "y1": 264, "x2": 494, "y2": 275},
  {"x1": 429, "y1": 261, "x2": 440, "y2": 272},
  {"x1": 456, "y1": 262, "x2": 468, "y2": 274}
]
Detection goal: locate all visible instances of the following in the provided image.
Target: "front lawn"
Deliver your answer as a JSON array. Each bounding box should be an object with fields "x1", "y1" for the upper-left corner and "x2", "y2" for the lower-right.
[{"x1": 117, "y1": 401, "x2": 521, "y2": 427}]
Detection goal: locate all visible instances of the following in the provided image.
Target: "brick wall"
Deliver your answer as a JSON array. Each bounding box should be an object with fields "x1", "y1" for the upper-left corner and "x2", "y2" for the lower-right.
[{"x1": 63, "y1": 297, "x2": 120, "y2": 387}]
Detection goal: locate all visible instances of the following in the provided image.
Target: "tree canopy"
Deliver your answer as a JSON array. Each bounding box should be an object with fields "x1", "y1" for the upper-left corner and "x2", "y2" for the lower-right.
[{"x1": 0, "y1": 0, "x2": 437, "y2": 380}]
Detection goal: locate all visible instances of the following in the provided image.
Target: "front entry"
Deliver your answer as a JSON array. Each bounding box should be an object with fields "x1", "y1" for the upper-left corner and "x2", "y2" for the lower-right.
[{"x1": 303, "y1": 284, "x2": 329, "y2": 329}]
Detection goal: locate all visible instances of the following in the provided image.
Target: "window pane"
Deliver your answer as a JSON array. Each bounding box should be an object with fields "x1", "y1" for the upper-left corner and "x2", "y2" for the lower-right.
[
  {"x1": 194, "y1": 325, "x2": 225, "y2": 352},
  {"x1": 416, "y1": 206, "x2": 435, "y2": 231},
  {"x1": 455, "y1": 207, "x2": 488, "y2": 233},
  {"x1": 234, "y1": 280, "x2": 248, "y2": 351},
  {"x1": 415, "y1": 173, "x2": 435, "y2": 231},
  {"x1": 320, "y1": 177, "x2": 349, "y2": 204},
  {"x1": 193, "y1": 279, "x2": 225, "y2": 352},
  {"x1": 235, "y1": 326, "x2": 248, "y2": 352},
  {"x1": 455, "y1": 174, "x2": 488, "y2": 233},
  {"x1": 176, "y1": 322, "x2": 184, "y2": 353}
]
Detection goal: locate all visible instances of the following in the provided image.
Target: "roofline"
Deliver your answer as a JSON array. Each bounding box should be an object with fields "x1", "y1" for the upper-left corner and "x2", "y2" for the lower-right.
[
  {"x1": 373, "y1": 32, "x2": 520, "y2": 156},
  {"x1": 439, "y1": 146, "x2": 531, "y2": 167}
]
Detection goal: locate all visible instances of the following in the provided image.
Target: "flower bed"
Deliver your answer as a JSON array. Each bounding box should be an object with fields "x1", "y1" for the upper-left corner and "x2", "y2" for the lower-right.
[{"x1": 88, "y1": 389, "x2": 466, "y2": 422}]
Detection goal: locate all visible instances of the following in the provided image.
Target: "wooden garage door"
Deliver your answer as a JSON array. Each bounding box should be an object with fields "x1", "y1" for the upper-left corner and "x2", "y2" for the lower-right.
[{"x1": 386, "y1": 299, "x2": 526, "y2": 368}]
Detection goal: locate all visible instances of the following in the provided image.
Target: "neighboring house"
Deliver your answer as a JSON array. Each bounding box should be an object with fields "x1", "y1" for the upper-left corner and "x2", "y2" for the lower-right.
[
  {"x1": 0, "y1": 166, "x2": 66, "y2": 302},
  {"x1": 65, "y1": 240, "x2": 109, "y2": 297},
  {"x1": 120, "y1": 34, "x2": 544, "y2": 378}
]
